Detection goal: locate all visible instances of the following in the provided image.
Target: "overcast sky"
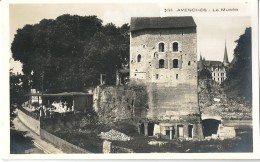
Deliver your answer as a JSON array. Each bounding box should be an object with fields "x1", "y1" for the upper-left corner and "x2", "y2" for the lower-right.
[{"x1": 9, "y1": 3, "x2": 251, "y2": 74}]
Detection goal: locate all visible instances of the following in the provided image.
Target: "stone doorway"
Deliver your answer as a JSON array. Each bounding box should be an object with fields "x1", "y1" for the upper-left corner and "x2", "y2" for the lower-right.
[
  {"x1": 140, "y1": 123, "x2": 145, "y2": 135},
  {"x1": 148, "y1": 123, "x2": 154, "y2": 136},
  {"x1": 202, "y1": 119, "x2": 221, "y2": 137},
  {"x1": 188, "y1": 125, "x2": 193, "y2": 138},
  {"x1": 165, "y1": 128, "x2": 175, "y2": 140},
  {"x1": 177, "y1": 125, "x2": 184, "y2": 137}
]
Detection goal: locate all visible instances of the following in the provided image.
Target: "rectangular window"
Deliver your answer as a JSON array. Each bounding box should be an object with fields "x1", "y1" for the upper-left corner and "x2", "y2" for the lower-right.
[
  {"x1": 166, "y1": 130, "x2": 170, "y2": 139},
  {"x1": 188, "y1": 125, "x2": 193, "y2": 138},
  {"x1": 156, "y1": 74, "x2": 159, "y2": 79},
  {"x1": 176, "y1": 74, "x2": 178, "y2": 79}
]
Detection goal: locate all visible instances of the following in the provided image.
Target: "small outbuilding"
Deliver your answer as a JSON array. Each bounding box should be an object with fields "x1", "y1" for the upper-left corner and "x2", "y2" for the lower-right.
[{"x1": 26, "y1": 92, "x2": 93, "y2": 113}]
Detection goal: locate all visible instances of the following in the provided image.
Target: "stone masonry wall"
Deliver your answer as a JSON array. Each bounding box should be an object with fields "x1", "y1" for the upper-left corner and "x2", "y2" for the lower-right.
[
  {"x1": 93, "y1": 85, "x2": 148, "y2": 123},
  {"x1": 130, "y1": 28, "x2": 197, "y2": 85},
  {"x1": 17, "y1": 108, "x2": 41, "y2": 135}
]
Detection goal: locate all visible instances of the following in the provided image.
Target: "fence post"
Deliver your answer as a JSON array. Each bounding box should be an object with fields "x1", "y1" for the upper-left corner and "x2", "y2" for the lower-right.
[{"x1": 103, "y1": 140, "x2": 112, "y2": 153}]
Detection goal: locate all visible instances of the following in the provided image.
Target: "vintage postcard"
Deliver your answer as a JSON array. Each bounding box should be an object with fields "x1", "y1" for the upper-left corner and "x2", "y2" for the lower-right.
[{"x1": 1, "y1": 0, "x2": 259, "y2": 160}]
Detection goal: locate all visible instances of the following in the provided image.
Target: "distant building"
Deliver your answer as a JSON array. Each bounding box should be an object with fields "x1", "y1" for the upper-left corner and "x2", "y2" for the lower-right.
[
  {"x1": 130, "y1": 16, "x2": 203, "y2": 140},
  {"x1": 198, "y1": 41, "x2": 230, "y2": 84}
]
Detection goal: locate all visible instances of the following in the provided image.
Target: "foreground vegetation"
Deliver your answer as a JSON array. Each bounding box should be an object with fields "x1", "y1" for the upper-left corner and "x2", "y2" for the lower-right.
[{"x1": 47, "y1": 120, "x2": 252, "y2": 153}]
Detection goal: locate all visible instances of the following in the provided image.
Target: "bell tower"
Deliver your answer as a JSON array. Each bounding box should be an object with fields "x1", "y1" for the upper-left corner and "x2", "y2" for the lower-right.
[{"x1": 223, "y1": 40, "x2": 230, "y2": 66}]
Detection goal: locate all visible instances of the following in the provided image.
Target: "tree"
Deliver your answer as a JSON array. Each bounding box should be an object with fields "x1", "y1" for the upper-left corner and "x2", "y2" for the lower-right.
[
  {"x1": 10, "y1": 69, "x2": 28, "y2": 105},
  {"x1": 223, "y1": 27, "x2": 252, "y2": 103},
  {"x1": 81, "y1": 23, "x2": 130, "y2": 86},
  {"x1": 198, "y1": 69, "x2": 212, "y2": 80},
  {"x1": 10, "y1": 69, "x2": 28, "y2": 127},
  {"x1": 11, "y1": 14, "x2": 130, "y2": 92}
]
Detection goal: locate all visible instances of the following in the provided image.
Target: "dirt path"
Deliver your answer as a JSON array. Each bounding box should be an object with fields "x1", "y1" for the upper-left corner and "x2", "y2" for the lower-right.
[{"x1": 12, "y1": 116, "x2": 64, "y2": 154}]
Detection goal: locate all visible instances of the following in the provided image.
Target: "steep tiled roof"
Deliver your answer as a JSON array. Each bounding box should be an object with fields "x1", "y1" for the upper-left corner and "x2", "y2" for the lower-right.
[
  {"x1": 130, "y1": 16, "x2": 196, "y2": 32},
  {"x1": 197, "y1": 60, "x2": 223, "y2": 67}
]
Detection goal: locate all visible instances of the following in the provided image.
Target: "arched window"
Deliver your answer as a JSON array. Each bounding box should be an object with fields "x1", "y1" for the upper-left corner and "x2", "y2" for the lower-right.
[
  {"x1": 159, "y1": 59, "x2": 165, "y2": 68},
  {"x1": 137, "y1": 54, "x2": 141, "y2": 62},
  {"x1": 173, "y1": 42, "x2": 178, "y2": 52},
  {"x1": 173, "y1": 59, "x2": 178, "y2": 68},
  {"x1": 159, "y1": 43, "x2": 164, "y2": 52}
]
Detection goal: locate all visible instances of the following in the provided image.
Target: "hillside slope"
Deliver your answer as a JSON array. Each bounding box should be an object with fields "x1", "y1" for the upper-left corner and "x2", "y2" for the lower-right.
[{"x1": 198, "y1": 79, "x2": 252, "y2": 120}]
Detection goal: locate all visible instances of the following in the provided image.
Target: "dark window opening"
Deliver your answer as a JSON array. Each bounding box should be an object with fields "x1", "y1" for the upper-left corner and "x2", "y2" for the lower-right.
[
  {"x1": 137, "y1": 54, "x2": 141, "y2": 62},
  {"x1": 166, "y1": 130, "x2": 170, "y2": 139},
  {"x1": 202, "y1": 119, "x2": 221, "y2": 137},
  {"x1": 173, "y1": 59, "x2": 178, "y2": 68},
  {"x1": 176, "y1": 74, "x2": 178, "y2": 79},
  {"x1": 173, "y1": 42, "x2": 178, "y2": 52},
  {"x1": 156, "y1": 74, "x2": 159, "y2": 79},
  {"x1": 134, "y1": 74, "x2": 137, "y2": 76},
  {"x1": 188, "y1": 125, "x2": 193, "y2": 138},
  {"x1": 171, "y1": 129, "x2": 175, "y2": 139},
  {"x1": 166, "y1": 128, "x2": 175, "y2": 140},
  {"x1": 188, "y1": 61, "x2": 191, "y2": 66},
  {"x1": 159, "y1": 59, "x2": 165, "y2": 68},
  {"x1": 140, "y1": 123, "x2": 145, "y2": 135},
  {"x1": 159, "y1": 43, "x2": 164, "y2": 52},
  {"x1": 148, "y1": 123, "x2": 154, "y2": 136}
]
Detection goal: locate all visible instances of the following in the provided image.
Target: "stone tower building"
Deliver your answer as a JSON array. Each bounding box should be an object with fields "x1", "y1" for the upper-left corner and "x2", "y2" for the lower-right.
[{"x1": 130, "y1": 17, "x2": 203, "y2": 140}]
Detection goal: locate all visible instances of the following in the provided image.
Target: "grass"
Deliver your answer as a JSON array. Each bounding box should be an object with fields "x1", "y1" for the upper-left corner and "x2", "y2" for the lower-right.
[
  {"x1": 49, "y1": 121, "x2": 253, "y2": 153},
  {"x1": 111, "y1": 127, "x2": 252, "y2": 153}
]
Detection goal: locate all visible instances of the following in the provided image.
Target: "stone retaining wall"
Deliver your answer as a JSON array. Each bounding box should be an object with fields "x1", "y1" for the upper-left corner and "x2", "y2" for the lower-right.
[
  {"x1": 222, "y1": 119, "x2": 252, "y2": 127},
  {"x1": 40, "y1": 129, "x2": 90, "y2": 153},
  {"x1": 17, "y1": 108, "x2": 41, "y2": 135},
  {"x1": 17, "y1": 107, "x2": 92, "y2": 153}
]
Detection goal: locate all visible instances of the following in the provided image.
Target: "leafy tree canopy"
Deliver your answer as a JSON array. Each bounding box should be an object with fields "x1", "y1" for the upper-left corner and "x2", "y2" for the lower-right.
[
  {"x1": 11, "y1": 14, "x2": 130, "y2": 92},
  {"x1": 222, "y1": 27, "x2": 252, "y2": 103},
  {"x1": 198, "y1": 69, "x2": 212, "y2": 80}
]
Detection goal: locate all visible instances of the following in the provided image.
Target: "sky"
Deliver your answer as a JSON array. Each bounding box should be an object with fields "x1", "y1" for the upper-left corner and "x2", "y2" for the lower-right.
[{"x1": 9, "y1": 3, "x2": 251, "y2": 74}]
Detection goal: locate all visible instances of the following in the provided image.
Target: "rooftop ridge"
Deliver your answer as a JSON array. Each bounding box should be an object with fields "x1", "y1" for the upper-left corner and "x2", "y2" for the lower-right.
[{"x1": 130, "y1": 16, "x2": 196, "y2": 32}]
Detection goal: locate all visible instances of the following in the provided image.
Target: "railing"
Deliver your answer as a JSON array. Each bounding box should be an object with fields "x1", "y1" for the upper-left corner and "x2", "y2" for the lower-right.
[{"x1": 17, "y1": 106, "x2": 40, "y2": 120}]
